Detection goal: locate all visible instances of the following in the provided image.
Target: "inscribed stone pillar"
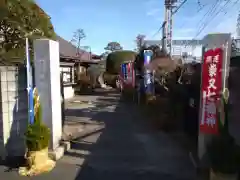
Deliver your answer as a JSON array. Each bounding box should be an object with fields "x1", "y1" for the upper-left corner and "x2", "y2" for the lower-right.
[
  {"x1": 198, "y1": 33, "x2": 231, "y2": 165},
  {"x1": 33, "y1": 39, "x2": 62, "y2": 150}
]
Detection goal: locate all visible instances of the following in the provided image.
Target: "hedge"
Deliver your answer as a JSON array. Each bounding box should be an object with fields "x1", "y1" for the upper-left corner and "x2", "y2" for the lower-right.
[{"x1": 106, "y1": 50, "x2": 136, "y2": 74}]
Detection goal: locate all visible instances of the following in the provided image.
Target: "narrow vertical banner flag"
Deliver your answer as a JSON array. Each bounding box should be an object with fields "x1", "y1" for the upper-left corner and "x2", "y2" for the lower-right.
[
  {"x1": 26, "y1": 38, "x2": 34, "y2": 124},
  {"x1": 143, "y1": 50, "x2": 153, "y2": 94},
  {"x1": 143, "y1": 50, "x2": 153, "y2": 65}
]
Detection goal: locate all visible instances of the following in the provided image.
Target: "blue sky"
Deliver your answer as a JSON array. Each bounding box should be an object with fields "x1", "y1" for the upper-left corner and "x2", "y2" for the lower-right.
[{"x1": 36, "y1": 0, "x2": 240, "y2": 54}]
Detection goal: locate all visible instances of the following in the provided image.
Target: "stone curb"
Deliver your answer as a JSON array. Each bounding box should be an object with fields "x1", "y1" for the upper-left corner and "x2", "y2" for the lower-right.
[
  {"x1": 48, "y1": 141, "x2": 71, "y2": 161},
  {"x1": 49, "y1": 126, "x2": 105, "y2": 161},
  {"x1": 61, "y1": 125, "x2": 105, "y2": 142}
]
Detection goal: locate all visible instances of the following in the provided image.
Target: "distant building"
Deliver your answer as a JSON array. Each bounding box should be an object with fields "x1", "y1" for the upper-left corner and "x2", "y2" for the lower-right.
[{"x1": 144, "y1": 39, "x2": 203, "y2": 63}]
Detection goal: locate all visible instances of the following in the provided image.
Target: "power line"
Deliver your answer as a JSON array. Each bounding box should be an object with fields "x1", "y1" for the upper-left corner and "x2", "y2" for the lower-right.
[
  {"x1": 152, "y1": 0, "x2": 207, "y2": 40},
  {"x1": 216, "y1": 0, "x2": 240, "y2": 29},
  {"x1": 152, "y1": 0, "x2": 188, "y2": 38},
  {"x1": 193, "y1": 0, "x2": 231, "y2": 39},
  {"x1": 176, "y1": 3, "x2": 207, "y2": 30},
  {"x1": 182, "y1": 0, "x2": 231, "y2": 48},
  {"x1": 173, "y1": 0, "x2": 187, "y2": 14},
  {"x1": 196, "y1": 0, "x2": 220, "y2": 30},
  {"x1": 152, "y1": 26, "x2": 163, "y2": 38}
]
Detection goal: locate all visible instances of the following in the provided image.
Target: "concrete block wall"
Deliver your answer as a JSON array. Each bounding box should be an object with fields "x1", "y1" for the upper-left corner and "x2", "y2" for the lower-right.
[{"x1": 0, "y1": 66, "x2": 28, "y2": 158}]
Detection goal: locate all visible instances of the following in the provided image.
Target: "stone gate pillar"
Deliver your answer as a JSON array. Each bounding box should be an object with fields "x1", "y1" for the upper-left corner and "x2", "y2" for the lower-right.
[
  {"x1": 198, "y1": 33, "x2": 232, "y2": 166},
  {"x1": 33, "y1": 39, "x2": 62, "y2": 151}
]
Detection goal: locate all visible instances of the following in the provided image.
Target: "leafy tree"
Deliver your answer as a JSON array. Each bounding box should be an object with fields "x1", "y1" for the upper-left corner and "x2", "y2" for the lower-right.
[
  {"x1": 104, "y1": 41, "x2": 123, "y2": 52},
  {"x1": 0, "y1": 0, "x2": 56, "y2": 62},
  {"x1": 135, "y1": 34, "x2": 145, "y2": 51},
  {"x1": 106, "y1": 50, "x2": 136, "y2": 74}
]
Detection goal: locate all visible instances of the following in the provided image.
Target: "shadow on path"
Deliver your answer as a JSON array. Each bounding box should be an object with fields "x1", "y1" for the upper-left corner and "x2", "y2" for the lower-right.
[
  {"x1": 65, "y1": 91, "x2": 196, "y2": 180},
  {"x1": 0, "y1": 90, "x2": 196, "y2": 180}
]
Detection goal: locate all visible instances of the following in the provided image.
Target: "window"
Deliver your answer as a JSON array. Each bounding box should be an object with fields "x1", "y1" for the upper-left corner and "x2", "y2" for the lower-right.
[{"x1": 60, "y1": 66, "x2": 73, "y2": 84}]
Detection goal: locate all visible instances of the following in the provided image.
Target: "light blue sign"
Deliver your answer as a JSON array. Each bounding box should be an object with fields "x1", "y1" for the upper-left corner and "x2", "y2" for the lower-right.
[{"x1": 143, "y1": 50, "x2": 153, "y2": 65}]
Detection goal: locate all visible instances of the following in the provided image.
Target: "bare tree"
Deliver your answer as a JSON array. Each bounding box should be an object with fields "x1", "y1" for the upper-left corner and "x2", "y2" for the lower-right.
[
  {"x1": 71, "y1": 28, "x2": 86, "y2": 55},
  {"x1": 136, "y1": 34, "x2": 146, "y2": 51}
]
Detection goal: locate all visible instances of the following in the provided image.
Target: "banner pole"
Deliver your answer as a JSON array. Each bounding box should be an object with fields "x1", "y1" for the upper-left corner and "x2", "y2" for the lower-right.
[{"x1": 26, "y1": 38, "x2": 34, "y2": 124}]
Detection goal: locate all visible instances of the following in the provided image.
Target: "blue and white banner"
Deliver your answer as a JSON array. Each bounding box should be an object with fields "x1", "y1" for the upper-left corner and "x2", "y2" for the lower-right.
[
  {"x1": 121, "y1": 63, "x2": 127, "y2": 80},
  {"x1": 143, "y1": 50, "x2": 154, "y2": 94},
  {"x1": 143, "y1": 50, "x2": 153, "y2": 65},
  {"x1": 26, "y1": 38, "x2": 34, "y2": 124}
]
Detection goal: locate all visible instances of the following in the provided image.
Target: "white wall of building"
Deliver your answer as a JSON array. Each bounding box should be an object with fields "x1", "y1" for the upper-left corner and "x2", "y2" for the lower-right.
[
  {"x1": 144, "y1": 39, "x2": 203, "y2": 63},
  {"x1": 172, "y1": 44, "x2": 203, "y2": 62},
  {"x1": 64, "y1": 86, "x2": 74, "y2": 99}
]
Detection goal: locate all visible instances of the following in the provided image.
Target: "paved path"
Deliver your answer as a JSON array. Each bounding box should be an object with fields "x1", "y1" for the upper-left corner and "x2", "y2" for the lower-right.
[{"x1": 0, "y1": 89, "x2": 196, "y2": 180}]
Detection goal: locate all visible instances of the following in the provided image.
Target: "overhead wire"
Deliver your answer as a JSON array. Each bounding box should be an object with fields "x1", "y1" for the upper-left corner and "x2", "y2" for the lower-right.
[
  {"x1": 177, "y1": 3, "x2": 207, "y2": 31},
  {"x1": 152, "y1": 26, "x2": 163, "y2": 38},
  {"x1": 152, "y1": 0, "x2": 188, "y2": 38},
  {"x1": 183, "y1": 0, "x2": 228, "y2": 52},
  {"x1": 193, "y1": 0, "x2": 231, "y2": 39},
  {"x1": 183, "y1": 0, "x2": 231, "y2": 49},
  {"x1": 213, "y1": 0, "x2": 240, "y2": 35},
  {"x1": 196, "y1": 0, "x2": 221, "y2": 31}
]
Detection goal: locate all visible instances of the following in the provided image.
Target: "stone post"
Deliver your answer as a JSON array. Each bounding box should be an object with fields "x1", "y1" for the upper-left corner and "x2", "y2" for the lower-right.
[
  {"x1": 198, "y1": 33, "x2": 232, "y2": 166},
  {"x1": 33, "y1": 39, "x2": 62, "y2": 151}
]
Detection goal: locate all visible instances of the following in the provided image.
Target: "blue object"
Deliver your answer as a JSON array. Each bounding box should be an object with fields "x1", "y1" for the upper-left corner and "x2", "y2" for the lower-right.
[
  {"x1": 26, "y1": 38, "x2": 34, "y2": 124},
  {"x1": 121, "y1": 63, "x2": 127, "y2": 80},
  {"x1": 28, "y1": 87, "x2": 34, "y2": 124},
  {"x1": 143, "y1": 50, "x2": 153, "y2": 65},
  {"x1": 144, "y1": 72, "x2": 155, "y2": 95},
  {"x1": 143, "y1": 50, "x2": 155, "y2": 95}
]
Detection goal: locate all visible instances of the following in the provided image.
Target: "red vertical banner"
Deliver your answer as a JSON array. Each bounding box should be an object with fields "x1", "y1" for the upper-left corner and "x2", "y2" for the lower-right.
[
  {"x1": 199, "y1": 48, "x2": 223, "y2": 134},
  {"x1": 119, "y1": 62, "x2": 135, "y2": 89}
]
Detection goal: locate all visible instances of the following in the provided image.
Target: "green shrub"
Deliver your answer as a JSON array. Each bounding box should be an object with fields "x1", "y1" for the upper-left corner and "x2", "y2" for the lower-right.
[
  {"x1": 106, "y1": 50, "x2": 136, "y2": 74},
  {"x1": 25, "y1": 88, "x2": 50, "y2": 151},
  {"x1": 25, "y1": 122, "x2": 50, "y2": 151}
]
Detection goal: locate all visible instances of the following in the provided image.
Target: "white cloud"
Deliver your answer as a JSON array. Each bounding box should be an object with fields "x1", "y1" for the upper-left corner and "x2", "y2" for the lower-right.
[
  {"x1": 146, "y1": 8, "x2": 161, "y2": 16},
  {"x1": 143, "y1": 0, "x2": 158, "y2": 8},
  {"x1": 144, "y1": 0, "x2": 164, "y2": 21}
]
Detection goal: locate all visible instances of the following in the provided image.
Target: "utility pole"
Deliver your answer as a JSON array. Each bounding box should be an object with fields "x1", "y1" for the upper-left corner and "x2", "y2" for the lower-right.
[
  {"x1": 162, "y1": 0, "x2": 187, "y2": 56},
  {"x1": 163, "y1": 0, "x2": 177, "y2": 56},
  {"x1": 236, "y1": 11, "x2": 240, "y2": 38},
  {"x1": 161, "y1": 21, "x2": 166, "y2": 53}
]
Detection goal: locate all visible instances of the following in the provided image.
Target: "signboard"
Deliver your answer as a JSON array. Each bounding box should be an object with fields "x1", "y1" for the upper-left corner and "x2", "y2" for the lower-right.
[{"x1": 199, "y1": 48, "x2": 223, "y2": 134}]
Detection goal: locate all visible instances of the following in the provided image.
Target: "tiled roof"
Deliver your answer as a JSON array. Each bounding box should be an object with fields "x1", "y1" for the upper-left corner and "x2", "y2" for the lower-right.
[{"x1": 56, "y1": 35, "x2": 91, "y2": 62}]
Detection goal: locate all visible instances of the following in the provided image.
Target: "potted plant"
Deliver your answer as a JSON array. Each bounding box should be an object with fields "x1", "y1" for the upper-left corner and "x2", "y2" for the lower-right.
[
  {"x1": 207, "y1": 88, "x2": 240, "y2": 180},
  {"x1": 19, "y1": 88, "x2": 55, "y2": 176}
]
